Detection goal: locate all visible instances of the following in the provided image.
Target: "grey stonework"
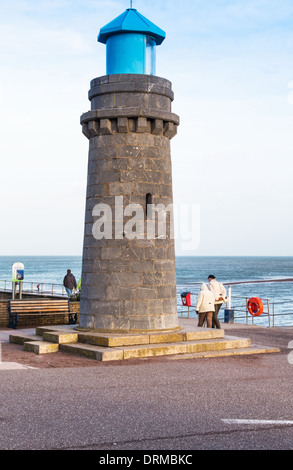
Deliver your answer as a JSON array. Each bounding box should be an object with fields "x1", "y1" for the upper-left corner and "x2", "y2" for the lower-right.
[{"x1": 80, "y1": 74, "x2": 180, "y2": 332}]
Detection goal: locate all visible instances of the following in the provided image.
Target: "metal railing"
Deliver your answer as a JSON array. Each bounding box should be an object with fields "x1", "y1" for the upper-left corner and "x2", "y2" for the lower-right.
[
  {"x1": 271, "y1": 300, "x2": 293, "y2": 327},
  {"x1": 0, "y1": 280, "x2": 68, "y2": 297},
  {"x1": 223, "y1": 294, "x2": 293, "y2": 327},
  {"x1": 231, "y1": 295, "x2": 272, "y2": 327},
  {"x1": 177, "y1": 279, "x2": 293, "y2": 327},
  {"x1": 2, "y1": 278, "x2": 293, "y2": 327}
]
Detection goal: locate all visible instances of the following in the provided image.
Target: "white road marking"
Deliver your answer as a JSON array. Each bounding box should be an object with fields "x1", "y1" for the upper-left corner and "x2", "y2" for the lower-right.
[{"x1": 222, "y1": 419, "x2": 293, "y2": 425}]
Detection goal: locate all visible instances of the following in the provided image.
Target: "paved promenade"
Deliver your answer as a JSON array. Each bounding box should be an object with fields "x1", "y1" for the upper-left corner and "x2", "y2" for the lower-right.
[{"x1": 0, "y1": 319, "x2": 292, "y2": 451}]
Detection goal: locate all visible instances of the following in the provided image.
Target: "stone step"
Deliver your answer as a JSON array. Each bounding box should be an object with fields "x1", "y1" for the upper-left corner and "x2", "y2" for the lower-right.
[
  {"x1": 9, "y1": 333, "x2": 43, "y2": 345},
  {"x1": 35, "y1": 326, "x2": 77, "y2": 336},
  {"x1": 9, "y1": 327, "x2": 280, "y2": 361},
  {"x1": 42, "y1": 331, "x2": 79, "y2": 344},
  {"x1": 24, "y1": 325, "x2": 225, "y2": 348},
  {"x1": 60, "y1": 342, "x2": 124, "y2": 361},
  {"x1": 9, "y1": 328, "x2": 75, "y2": 345},
  {"x1": 23, "y1": 341, "x2": 59, "y2": 354},
  {"x1": 167, "y1": 344, "x2": 281, "y2": 360},
  {"x1": 122, "y1": 336, "x2": 251, "y2": 360},
  {"x1": 75, "y1": 327, "x2": 225, "y2": 348},
  {"x1": 60, "y1": 335, "x2": 252, "y2": 362}
]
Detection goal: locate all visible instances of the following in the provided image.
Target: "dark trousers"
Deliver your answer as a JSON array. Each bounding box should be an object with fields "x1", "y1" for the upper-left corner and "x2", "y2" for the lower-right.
[
  {"x1": 198, "y1": 311, "x2": 213, "y2": 328},
  {"x1": 212, "y1": 304, "x2": 222, "y2": 329}
]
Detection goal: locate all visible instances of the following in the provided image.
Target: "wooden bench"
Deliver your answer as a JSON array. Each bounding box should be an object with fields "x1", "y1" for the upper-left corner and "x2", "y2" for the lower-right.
[{"x1": 8, "y1": 299, "x2": 77, "y2": 329}]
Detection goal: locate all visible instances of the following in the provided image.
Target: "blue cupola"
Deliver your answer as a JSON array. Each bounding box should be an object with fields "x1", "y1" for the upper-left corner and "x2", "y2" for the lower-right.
[{"x1": 98, "y1": 8, "x2": 166, "y2": 76}]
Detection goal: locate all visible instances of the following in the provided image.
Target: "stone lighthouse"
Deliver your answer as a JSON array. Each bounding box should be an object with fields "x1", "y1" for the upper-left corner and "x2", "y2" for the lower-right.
[{"x1": 79, "y1": 7, "x2": 180, "y2": 332}]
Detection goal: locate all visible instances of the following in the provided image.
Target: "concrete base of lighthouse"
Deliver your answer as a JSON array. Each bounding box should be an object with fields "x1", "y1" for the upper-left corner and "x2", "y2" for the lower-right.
[{"x1": 9, "y1": 321, "x2": 279, "y2": 362}]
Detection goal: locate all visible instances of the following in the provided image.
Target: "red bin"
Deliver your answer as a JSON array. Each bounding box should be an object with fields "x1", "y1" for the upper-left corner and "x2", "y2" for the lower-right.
[{"x1": 181, "y1": 292, "x2": 191, "y2": 307}]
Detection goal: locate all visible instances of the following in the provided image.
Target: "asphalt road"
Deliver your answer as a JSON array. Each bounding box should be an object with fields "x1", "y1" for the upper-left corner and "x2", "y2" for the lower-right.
[{"x1": 0, "y1": 343, "x2": 292, "y2": 452}]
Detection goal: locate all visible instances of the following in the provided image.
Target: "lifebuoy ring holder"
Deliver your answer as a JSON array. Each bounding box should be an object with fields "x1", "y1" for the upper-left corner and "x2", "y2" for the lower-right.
[{"x1": 247, "y1": 297, "x2": 264, "y2": 317}]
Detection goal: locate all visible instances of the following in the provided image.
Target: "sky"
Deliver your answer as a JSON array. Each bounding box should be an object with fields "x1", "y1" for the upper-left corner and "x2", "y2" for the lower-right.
[{"x1": 0, "y1": 0, "x2": 293, "y2": 256}]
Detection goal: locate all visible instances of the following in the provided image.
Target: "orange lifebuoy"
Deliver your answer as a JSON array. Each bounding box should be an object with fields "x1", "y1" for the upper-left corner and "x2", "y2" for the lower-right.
[{"x1": 247, "y1": 297, "x2": 263, "y2": 317}]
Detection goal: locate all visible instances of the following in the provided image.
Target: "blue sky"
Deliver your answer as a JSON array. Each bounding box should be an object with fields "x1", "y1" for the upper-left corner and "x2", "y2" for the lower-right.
[{"x1": 0, "y1": 0, "x2": 293, "y2": 256}]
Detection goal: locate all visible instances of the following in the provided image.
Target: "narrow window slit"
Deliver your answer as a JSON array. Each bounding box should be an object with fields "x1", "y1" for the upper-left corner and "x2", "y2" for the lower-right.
[{"x1": 146, "y1": 193, "x2": 152, "y2": 218}]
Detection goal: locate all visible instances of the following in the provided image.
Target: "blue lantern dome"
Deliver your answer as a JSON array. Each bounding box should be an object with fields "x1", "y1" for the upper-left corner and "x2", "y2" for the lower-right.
[{"x1": 97, "y1": 8, "x2": 166, "y2": 76}]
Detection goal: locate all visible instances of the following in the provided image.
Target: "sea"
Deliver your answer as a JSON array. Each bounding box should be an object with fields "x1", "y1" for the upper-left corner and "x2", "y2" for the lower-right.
[{"x1": 0, "y1": 256, "x2": 292, "y2": 327}]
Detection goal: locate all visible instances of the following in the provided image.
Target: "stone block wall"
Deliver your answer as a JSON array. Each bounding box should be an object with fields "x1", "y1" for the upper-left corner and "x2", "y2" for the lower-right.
[
  {"x1": 0, "y1": 292, "x2": 79, "y2": 328},
  {"x1": 79, "y1": 74, "x2": 180, "y2": 332}
]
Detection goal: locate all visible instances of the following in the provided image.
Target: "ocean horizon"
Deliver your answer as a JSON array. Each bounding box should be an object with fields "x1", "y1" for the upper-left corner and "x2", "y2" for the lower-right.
[
  {"x1": 1, "y1": 255, "x2": 292, "y2": 326},
  {"x1": 0, "y1": 254, "x2": 292, "y2": 282}
]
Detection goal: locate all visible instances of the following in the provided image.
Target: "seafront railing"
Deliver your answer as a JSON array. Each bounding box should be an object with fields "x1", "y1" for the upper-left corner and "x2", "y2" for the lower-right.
[
  {"x1": 178, "y1": 296, "x2": 293, "y2": 327},
  {"x1": 1, "y1": 278, "x2": 293, "y2": 327},
  {"x1": 0, "y1": 280, "x2": 68, "y2": 297},
  {"x1": 177, "y1": 279, "x2": 293, "y2": 328}
]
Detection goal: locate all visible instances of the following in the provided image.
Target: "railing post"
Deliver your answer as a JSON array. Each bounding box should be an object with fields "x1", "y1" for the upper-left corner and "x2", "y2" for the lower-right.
[
  {"x1": 245, "y1": 298, "x2": 248, "y2": 324},
  {"x1": 267, "y1": 299, "x2": 271, "y2": 328}
]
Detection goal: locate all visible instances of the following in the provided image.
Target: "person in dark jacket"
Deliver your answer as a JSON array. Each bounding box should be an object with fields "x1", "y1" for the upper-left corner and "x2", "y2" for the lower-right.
[{"x1": 63, "y1": 269, "x2": 77, "y2": 297}]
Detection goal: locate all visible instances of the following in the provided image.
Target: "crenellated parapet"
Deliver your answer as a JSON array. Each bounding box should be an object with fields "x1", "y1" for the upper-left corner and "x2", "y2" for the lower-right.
[
  {"x1": 81, "y1": 110, "x2": 179, "y2": 140},
  {"x1": 81, "y1": 75, "x2": 179, "y2": 140}
]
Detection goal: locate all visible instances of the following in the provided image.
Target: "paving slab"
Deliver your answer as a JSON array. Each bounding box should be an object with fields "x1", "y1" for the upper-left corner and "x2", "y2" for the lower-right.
[{"x1": 0, "y1": 362, "x2": 37, "y2": 370}]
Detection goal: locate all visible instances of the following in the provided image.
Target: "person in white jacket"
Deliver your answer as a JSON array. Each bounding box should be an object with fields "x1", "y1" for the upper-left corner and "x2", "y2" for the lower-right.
[
  {"x1": 196, "y1": 284, "x2": 215, "y2": 328},
  {"x1": 208, "y1": 275, "x2": 227, "y2": 329}
]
